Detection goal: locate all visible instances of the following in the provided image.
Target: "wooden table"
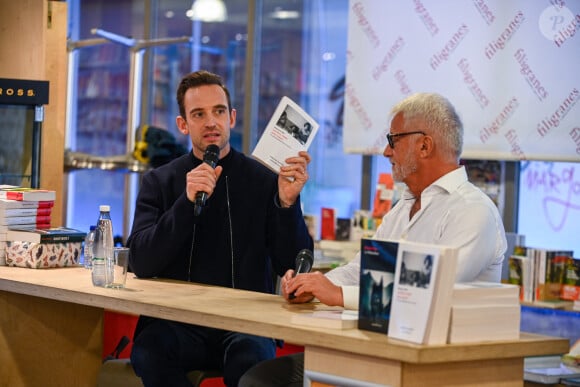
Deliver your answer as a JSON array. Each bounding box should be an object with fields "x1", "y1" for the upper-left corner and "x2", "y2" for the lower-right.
[{"x1": 0, "y1": 266, "x2": 569, "y2": 387}]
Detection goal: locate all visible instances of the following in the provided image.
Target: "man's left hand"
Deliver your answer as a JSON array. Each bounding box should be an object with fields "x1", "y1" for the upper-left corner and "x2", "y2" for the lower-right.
[{"x1": 278, "y1": 151, "x2": 311, "y2": 207}]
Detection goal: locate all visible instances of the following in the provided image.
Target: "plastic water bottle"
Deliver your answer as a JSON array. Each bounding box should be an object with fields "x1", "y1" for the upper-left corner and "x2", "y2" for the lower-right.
[
  {"x1": 92, "y1": 205, "x2": 114, "y2": 287},
  {"x1": 83, "y1": 225, "x2": 96, "y2": 269}
]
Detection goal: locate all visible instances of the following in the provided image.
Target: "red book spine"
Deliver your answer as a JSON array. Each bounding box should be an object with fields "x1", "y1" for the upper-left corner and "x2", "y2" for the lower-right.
[
  {"x1": 37, "y1": 201, "x2": 55, "y2": 208},
  {"x1": 36, "y1": 208, "x2": 52, "y2": 216}
]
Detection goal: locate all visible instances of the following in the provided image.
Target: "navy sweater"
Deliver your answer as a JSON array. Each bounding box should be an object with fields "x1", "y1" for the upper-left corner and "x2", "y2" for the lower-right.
[{"x1": 127, "y1": 147, "x2": 313, "y2": 294}]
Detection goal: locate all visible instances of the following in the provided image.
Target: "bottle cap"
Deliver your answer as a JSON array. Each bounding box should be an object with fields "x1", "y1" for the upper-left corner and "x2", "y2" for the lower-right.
[
  {"x1": 99, "y1": 205, "x2": 110, "y2": 212},
  {"x1": 89, "y1": 225, "x2": 96, "y2": 231}
]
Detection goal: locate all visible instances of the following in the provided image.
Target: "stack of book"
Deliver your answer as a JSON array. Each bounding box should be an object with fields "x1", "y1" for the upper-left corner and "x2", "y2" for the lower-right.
[
  {"x1": 0, "y1": 186, "x2": 57, "y2": 266},
  {"x1": 447, "y1": 281, "x2": 520, "y2": 344}
]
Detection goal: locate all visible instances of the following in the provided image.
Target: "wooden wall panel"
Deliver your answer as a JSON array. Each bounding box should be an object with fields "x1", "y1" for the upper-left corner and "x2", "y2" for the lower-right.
[{"x1": 0, "y1": 0, "x2": 68, "y2": 226}]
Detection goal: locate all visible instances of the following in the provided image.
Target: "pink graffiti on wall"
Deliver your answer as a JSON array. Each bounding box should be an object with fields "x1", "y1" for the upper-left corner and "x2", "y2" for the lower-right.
[{"x1": 522, "y1": 163, "x2": 580, "y2": 231}]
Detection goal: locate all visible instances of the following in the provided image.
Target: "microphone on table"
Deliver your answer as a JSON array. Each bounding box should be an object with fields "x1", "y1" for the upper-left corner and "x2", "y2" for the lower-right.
[
  {"x1": 194, "y1": 144, "x2": 220, "y2": 216},
  {"x1": 289, "y1": 249, "x2": 314, "y2": 300}
]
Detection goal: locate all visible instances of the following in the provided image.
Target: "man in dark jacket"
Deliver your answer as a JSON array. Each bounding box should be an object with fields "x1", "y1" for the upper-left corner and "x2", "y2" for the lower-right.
[{"x1": 127, "y1": 70, "x2": 313, "y2": 387}]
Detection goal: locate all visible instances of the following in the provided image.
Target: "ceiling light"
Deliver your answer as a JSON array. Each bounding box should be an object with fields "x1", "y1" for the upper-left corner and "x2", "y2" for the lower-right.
[
  {"x1": 186, "y1": 0, "x2": 227, "y2": 22},
  {"x1": 270, "y1": 8, "x2": 300, "y2": 20}
]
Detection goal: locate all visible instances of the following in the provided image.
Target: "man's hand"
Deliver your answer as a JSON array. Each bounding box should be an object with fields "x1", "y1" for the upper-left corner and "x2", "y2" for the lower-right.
[
  {"x1": 185, "y1": 163, "x2": 223, "y2": 203},
  {"x1": 282, "y1": 270, "x2": 344, "y2": 307},
  {"x1": 278, "y1": 151, "x2": 311, "y2": 207}
]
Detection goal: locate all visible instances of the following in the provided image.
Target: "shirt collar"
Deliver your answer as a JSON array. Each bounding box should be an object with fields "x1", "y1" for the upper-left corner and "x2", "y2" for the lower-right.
[{"x1": 402, "y1": 165, "x2": 467, "y2": 199}]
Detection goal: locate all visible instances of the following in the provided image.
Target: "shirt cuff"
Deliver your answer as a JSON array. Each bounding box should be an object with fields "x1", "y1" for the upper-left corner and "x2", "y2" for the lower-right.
[{"x1": 342, "y1": 286, "x2": 359, "y2": 310}]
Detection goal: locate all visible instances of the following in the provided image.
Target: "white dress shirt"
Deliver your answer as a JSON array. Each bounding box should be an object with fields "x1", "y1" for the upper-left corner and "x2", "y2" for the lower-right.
[{"x1": 325, "y1": 166, "x2": 507, "y2": 310}]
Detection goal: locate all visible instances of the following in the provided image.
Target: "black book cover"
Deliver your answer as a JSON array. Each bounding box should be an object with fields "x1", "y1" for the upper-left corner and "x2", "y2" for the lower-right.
[{"x1": 358, "y1": 238, "x2": 398, "y2": 334}]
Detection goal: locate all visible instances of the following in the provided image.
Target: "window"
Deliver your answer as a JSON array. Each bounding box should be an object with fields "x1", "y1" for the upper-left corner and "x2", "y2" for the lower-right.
[{"x1": 66, "y1": 0, "x2": 361, "y2": 242}]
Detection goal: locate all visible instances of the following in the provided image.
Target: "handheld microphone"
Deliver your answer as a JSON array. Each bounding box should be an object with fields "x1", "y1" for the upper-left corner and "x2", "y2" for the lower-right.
[
  {"x1": 194, "y1": 144, "x2": 220, "y2": 216},
  {"x1": 289, "y1": 249, "x2": 314, "y2": 299}
]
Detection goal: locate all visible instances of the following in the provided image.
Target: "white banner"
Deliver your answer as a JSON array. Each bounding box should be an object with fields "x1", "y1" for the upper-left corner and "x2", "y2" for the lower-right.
[{"x1": 344, "y1": 0, "x2": 580, "y2": 162}]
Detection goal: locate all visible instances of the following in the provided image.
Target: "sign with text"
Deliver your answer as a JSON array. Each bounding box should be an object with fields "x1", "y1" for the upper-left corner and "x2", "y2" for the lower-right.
[{"x1": 344, "y1": 0, "x2": 580, "y2": 162}]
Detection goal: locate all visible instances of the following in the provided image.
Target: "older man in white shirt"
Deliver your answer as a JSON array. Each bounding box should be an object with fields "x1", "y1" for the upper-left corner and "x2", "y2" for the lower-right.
[{"x1": 239, "y1": 92, "x2": 507, "y2": 387}]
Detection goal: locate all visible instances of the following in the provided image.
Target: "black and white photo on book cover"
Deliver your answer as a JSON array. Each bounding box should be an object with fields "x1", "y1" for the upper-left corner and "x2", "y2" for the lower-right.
[
  {"x1": 387, "y1": 240, "x2": 458, "y2": 345},
  {"x1": 358, "y1": 238, "x2": 398, "y2": 334},
  {"x1": 251, "y1": 96, "x2": 319, "y2": 174}
]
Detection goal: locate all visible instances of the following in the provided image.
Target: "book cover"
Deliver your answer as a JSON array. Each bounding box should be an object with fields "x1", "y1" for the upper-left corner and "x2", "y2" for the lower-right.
[
  {"x1": 6, "y1": 227, "x2": 86, "y2": 244},
  {"x1": 334, "y1": 218, "x2": 351, "y2": 241},
  {"x1": 0, "y1": 187, "x2": 56, "y2": 202},
  {"x1": 540, "y1": 250, "x2": 572, "y2": 301},
  {"x1": 561, "y1": 257, "x2": 580, "y2": 301},
  {"x1": 518, "y1": 247, "x2": 537, "y2": 303},
  {"x1": 290, "y1": 309, "x2": 358, "y2": 330},
  {"x1": 358, "y1": 238, "x2": 398, "y2": 334},
  {"x1": 372, "y1": 173, "x2": 394, "y2": 218},
  {"x1": 508, "y1": 254, "x2": 527, "y2": 301},
  {"x1": 320, "y1": 207, "x2": 336, "y2": 240},
  {"x1": 387, "y1": 240, "x2": 458, "y2": 345},
  {"x1": 251, "y1": 96, "x2": 319, "y2": 175},
  {"x1": 528, "y1": 248, "x2": 573, "y2": 302}
]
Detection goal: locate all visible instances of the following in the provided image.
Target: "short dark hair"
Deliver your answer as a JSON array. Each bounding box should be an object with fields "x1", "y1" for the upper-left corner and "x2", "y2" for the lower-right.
[{"x1": 176, "y1": 70, "x2": 232, "y2": 118}]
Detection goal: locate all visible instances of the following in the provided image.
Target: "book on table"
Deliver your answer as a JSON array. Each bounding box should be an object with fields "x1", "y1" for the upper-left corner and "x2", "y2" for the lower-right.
[
  {"x1": 358, "y1": 238, "x2": 398, "y2": 334},
  {"x1": 387, "y1": 240, "x2": 458, "y2": 345},
  {"x1": 0, "y1": 215, "x2": 51, "y2": 226},
  {"x1": 0, "y1": 186, "x2": 56, "y2": 202},
  {"x1": 452, "y1": 281, "x2": 520, "y2": 305},
  {"x1": 448, "y1": 281, "x2": 521, "y2": 344},
  {"x1": 0, "y1": 198, "x2": 54, "y2": 209},
  {"x1": 0, "y1": 207, "x2": 52, "y2": 217},
  {"x1": 448, "y1": 304, "x2": 521, "y2": 343},
  {"x1": 6, "y1": 227, "x2": 86, "y2": 244},
  {"x1": 251, "y1": 96, "x2": 319, "y2": 175}
]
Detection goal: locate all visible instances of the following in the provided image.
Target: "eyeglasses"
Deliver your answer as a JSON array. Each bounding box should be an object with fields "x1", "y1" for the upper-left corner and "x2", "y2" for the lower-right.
[{"x1": 386, "y1": 131, "x2": 426, "y2": 149}]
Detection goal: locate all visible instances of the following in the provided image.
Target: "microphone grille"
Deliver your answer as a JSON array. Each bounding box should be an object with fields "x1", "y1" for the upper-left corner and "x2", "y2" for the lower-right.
[{"x1": 204, "y1": 144, "x2": 220, "y2": 166}]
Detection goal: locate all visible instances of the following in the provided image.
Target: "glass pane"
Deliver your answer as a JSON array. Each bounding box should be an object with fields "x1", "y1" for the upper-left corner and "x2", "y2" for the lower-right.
[
  {"x1": 67, "y1": 0, "x2": 362, "y2": 244},
  {"x1": 255, "y1": 0, "x2": 361, "y2": 238},
  {"x1": 67, "y1": 0, "x2": 142, "y2": 240},
  {"x1": 517, "y1": 161, "x2": 579, "y2": 255},
  {"x1": 0, "y1": 105, "x2": 34, "y2": 186}
]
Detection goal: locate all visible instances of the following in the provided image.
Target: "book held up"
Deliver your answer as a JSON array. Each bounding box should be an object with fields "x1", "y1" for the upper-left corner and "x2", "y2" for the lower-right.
[{"x1": 251, "y1": 96, "x2": 319, "y2": 175}]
